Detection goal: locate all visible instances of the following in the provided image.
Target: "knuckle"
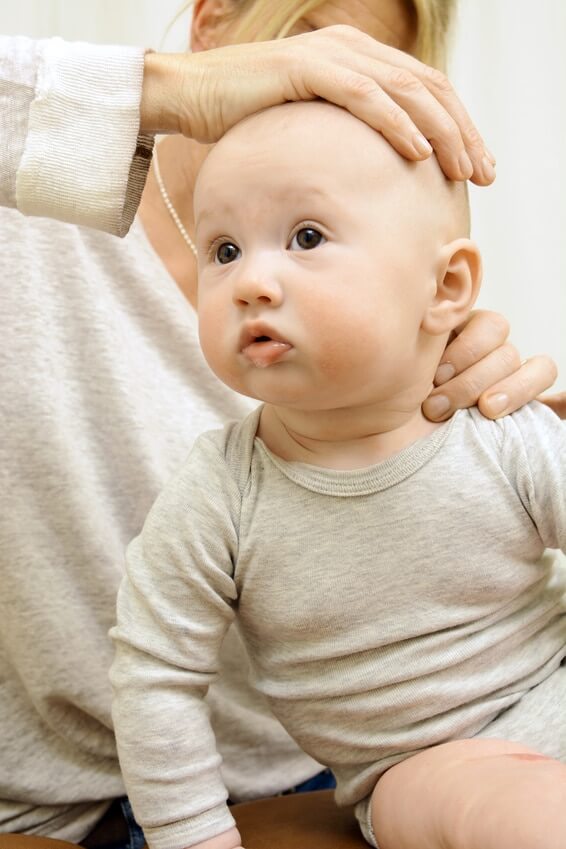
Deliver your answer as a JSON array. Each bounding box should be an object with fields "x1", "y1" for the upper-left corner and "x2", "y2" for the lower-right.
[
  {"x1": 432, "y1": 112, "x2": 460, "y2": 144},
  {"x1": 453, "y1": 336, "x2": 482, "y2": 367},
  {"x1": 454, "y1": 372, "x2": 484, "y2": 404},
  {"x1": 422, "y1": 65, "x2": 453, "y2": 93},
  {"x1": 326, "y1": 24, "x2": 362, "y2": 41},
  {"x1": 474, "y1": 309, "x2": 510, "y2": 342},
  {"x1": 498, "y1": 342, "x2": 522, "y2": 372},
  {"x1": 506, "y1": 371, "x2": 531, "y2": 399},
  {"x1": 343, "y1": 73, "x2": 379, "y2": 101},
  {"x1": 528, "y1": 353, "x2": 559, "y2": 383},
  {"x1": 462, "y1": 123, "x2": 484, "y2": 151},
  {"x1": 383, "y1": 102, "x2": 408, "y2": 132},
  {"x1": 487, "y1": 311, "x2": 511, "y2": 341},
  {"x1": 387, "y1": 68, "x2": 422, "y2": 93}
]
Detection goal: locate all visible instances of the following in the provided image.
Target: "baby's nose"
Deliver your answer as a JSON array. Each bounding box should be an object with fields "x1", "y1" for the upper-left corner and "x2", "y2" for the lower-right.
[{"x1": 232, "y1": 270, "x2": 284, "y2": 307}]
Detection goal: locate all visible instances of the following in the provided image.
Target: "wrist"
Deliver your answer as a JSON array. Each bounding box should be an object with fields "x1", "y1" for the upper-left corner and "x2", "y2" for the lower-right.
[
  {"x1": 140, "y1": 51, "x2": 187, "y2": 135},
  {"x1": 183, "y1": 826, "x2": 242, "y2": 849}
]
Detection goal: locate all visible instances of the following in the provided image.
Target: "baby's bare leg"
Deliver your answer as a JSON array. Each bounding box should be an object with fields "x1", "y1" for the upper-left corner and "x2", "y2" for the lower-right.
[{"x1": 370, "y1": 738, "x2": 566, "y2": 849}]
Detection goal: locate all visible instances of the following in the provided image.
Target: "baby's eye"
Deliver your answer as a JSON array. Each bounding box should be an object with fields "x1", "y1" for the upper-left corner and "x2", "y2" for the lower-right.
[
  {"x1": 215, "y1": 242, "x2": 241, "y2": 265},
  {"x1": 290, "y1": 227, "x2": 326, "y2": 251}
]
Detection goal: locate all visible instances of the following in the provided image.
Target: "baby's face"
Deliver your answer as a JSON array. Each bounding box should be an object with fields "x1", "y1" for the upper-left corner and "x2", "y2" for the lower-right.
[{"x1": 195, "y1": 102, "x2": 452, "y2": 410}]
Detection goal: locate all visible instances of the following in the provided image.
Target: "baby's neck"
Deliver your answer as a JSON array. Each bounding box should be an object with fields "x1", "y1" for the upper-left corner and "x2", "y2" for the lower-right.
[{"x1": 258, "y1": 400, "x2": 442, "y2": 471}]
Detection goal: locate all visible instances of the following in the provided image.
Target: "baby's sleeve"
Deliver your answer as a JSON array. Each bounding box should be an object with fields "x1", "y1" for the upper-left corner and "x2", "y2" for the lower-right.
[
  {"x1": 500, "y1": 401, "x2": 566, "y2": 551},
  {"x1": 110, "y1": 429, "x2": 242, "y2": 849}
]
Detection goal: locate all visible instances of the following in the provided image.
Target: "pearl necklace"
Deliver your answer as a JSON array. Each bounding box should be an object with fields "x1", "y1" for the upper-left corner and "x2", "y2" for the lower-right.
[{"x1": 153, "y1": 143, "x2": 198, "y2": 259}]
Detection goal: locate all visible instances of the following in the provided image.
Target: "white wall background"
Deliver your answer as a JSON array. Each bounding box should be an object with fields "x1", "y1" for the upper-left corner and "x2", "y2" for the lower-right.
[{"x1": 1, "y1": 1, "x2": 564, "y2": 383}]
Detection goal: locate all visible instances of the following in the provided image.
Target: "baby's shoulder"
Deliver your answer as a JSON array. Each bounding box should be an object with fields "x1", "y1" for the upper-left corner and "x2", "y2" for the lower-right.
[{"x1": 194, "y1": 406, "x2": 262, "y2": 489}]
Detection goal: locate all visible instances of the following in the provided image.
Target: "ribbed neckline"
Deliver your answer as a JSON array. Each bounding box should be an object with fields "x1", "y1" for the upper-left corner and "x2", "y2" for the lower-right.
[{"x1": 254, "y1": 412, "x2": 462, "y2": 496}]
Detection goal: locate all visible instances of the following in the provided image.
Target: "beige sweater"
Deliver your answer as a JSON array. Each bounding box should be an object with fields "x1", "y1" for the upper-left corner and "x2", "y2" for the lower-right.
[{"x1": 0, "y1": 35, "x2": 319, "y2": 843}]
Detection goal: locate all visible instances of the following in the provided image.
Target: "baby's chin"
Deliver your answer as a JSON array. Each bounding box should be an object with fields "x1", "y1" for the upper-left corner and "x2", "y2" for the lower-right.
[{"x1": 221, "y1": 371, "x2": 325, "y2": 410}]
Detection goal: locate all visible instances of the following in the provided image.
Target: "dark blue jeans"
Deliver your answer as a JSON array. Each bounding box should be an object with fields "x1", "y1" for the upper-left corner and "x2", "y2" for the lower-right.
[{"x1": 91, "y1": 771, "x2": 336, "y2": 849}]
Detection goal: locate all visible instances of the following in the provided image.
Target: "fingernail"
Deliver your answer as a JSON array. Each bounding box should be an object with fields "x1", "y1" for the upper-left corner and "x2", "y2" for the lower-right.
[
  {"x1": 485, "y1": 392, "x2": 509, "y2": 417},
  {"x1": 434, "y1": 362, "x2": 455, "y2": 386},
  {"x1": 424, "y1": 394, "x2": 451, "y2": 419},
  {"x1": 481, "y1": 156, "x2": 496, "y2": 182},
  {"x1": 484, "y1": 147, "x2": 496, "y2": 165},
  {"x1": 458, "y1": 151, "x2": 473, "y2": 179},
  {"x1": 413, "y1": 132, "x2": 432, "y2": 156}
]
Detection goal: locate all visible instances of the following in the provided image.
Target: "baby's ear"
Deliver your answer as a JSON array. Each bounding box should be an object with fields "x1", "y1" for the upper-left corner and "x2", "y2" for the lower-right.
[{"x1": 421, "y1": 239, "x2": 482, "y2": 336}]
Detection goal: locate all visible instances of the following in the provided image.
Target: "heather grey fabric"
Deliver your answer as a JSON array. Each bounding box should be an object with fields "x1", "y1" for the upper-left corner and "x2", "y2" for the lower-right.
[
  {"x1": 112, "y1": 402, "x2": 566, "y2": 849},
  {"x1": 0, "y1": 35, "x2": 319, "y2": 843}
]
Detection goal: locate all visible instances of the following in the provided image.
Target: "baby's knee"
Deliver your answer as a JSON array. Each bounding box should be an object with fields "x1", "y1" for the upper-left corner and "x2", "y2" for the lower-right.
[{"x1": 367, "y1": 739, "x2": 566, "y2": 849}]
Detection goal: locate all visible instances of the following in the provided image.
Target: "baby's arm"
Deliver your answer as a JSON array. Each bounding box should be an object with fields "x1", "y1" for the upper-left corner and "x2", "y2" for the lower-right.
[{"x1": 110, "y1": 431, "x2": 243, "y2": 849}]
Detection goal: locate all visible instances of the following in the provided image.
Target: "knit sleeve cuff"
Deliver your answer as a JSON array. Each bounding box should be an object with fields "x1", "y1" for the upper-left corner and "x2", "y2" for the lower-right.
[
  {"x1": 143, "y1": 803, "x2": 237, "y2": 849},
  {"x1": 16, "y1": 37, "x2": 153, "y2": 236}
]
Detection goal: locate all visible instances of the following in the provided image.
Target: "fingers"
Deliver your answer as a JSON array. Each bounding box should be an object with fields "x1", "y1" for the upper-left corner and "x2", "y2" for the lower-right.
[
  {"x1": 416, "y1": 62, "x2": 496, "y2": 186},
  {"x1": 298, "y1": 66, "x2": 435, "y2": 162},
  {"x1": 423, "y1": 351, "x2": 559, "y2": 422},
  {"x1": 316, "y1": 27, "x2": 496, "y2": 184},
  {"x1": 476, "y1": 355, "x2": 558, "y2": 419},
  {"x1": 539, "y1": 391, "x2": 566, "y2": 420},
  {"x1": 286, "y1": 26, "x2": 494, "y2": 183},
  {"x1": 436, "y1": 309, "x2": 511, "y2": 381},
  {"x1": 423, "y1": 307, "x2": 558, "y2": 421},
  {"x1": 423, "y1": 344, "x2": 520, "y2": 421},
  {"x1": 167, "y1": 22, "x2": 494, "y2": 182}
]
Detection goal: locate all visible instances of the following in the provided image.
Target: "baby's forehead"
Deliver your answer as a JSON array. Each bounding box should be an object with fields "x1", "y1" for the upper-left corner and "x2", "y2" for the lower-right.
[
  {"x1": 196, "y1": 102, "x2": 468, "y2": 238},
  {"x1": 196, "y1": 102, "x2": 410, "y2": 213},
  {"x1": 206, "y1": 101, "x2": 398, "y2": 175}
]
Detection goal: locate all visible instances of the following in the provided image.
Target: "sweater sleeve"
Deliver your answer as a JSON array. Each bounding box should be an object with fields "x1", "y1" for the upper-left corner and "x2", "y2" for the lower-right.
[
  {"x1": 500, "y1": 401, "x2": 566, "y2": 551},
  {"x1": 110, "y1": 430, "x2": 243, "y2": 849},
  {"x1": 0, "y1": 35, "x2": 153, "y2": 236}
]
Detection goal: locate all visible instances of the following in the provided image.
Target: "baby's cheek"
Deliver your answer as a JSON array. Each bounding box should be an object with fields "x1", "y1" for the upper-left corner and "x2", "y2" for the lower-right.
[
  {"x1": 199, "y1": 301, "x2": 232, "y2": 375},
  {"x1": 310, "y1": 308, "x2": 385, "y2": 377}
]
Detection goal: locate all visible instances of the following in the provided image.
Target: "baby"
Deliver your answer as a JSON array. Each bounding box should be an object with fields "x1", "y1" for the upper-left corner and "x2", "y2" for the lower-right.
[{"x1": 111, "y1": 102, "x2": 566, "y2": 849}]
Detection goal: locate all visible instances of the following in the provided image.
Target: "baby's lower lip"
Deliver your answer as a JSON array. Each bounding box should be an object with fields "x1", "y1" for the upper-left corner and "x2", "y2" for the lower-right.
[{"x1": 241, "y1": 340, "x2": 292, "y2": 368}]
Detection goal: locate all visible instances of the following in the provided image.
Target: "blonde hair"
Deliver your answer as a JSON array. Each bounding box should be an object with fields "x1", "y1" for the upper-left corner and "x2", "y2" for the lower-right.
[
  {"x1": 177, "y1": 0, "x2": 457, "y2": 69},
  {"x1": 412, "y1": 0, "x2": 456, "y2": 70}
]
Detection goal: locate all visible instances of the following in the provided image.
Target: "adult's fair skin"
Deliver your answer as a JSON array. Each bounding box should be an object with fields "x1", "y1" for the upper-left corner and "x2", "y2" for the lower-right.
[{"x1": 137, "y1": 0, "x2": 562, "y2": 420}]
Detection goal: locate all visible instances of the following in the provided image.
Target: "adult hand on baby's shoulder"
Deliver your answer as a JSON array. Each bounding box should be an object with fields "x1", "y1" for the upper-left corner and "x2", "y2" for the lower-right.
[
  {"x1": 140, "y1": 26, "x2": 494, "y2": 184},
  {"x1": 422, "y1": 309, "x2": 559, "y2": 422}
]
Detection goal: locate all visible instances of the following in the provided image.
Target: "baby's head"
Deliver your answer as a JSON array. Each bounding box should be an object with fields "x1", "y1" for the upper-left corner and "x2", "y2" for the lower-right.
[{"x1": 194, "y1": 101, "x2": 481, "y2": 412}]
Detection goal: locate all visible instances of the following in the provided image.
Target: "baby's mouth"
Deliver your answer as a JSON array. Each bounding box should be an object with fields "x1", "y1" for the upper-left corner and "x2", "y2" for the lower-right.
[{"x1": 240, "y1": 327, "x2": 292, "y2": 368}]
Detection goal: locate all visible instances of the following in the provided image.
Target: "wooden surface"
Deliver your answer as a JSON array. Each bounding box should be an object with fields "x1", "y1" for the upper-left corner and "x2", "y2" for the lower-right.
[
  {"x1": 0, "y1": 789, "x2": 367, "y2": 849},
  {"x1": 233, "y1": 790, "x2": 366, "y2": 848}
]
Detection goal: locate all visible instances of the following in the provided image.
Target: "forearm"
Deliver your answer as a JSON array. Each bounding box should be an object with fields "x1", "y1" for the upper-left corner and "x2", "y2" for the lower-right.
[
  {"x1": 111, "y1": 636, "x2": 235, "y2": 849},
  {"x1": 111, "y1": 454, "x2": 241, "y2": 848}
]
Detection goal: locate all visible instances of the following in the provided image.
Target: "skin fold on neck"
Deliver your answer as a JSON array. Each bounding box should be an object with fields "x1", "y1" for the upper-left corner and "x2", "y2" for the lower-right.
[{"x1": 257, "y1": 378, "x2": 444, "y2": 470}]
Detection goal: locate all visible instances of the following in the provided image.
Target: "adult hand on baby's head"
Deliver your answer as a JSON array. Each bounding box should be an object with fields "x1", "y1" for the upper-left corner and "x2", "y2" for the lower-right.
[
  {"x1": 141, "y1": 25, "x2": 494, "y2": 185},
  {"x1": 422, "y1": 310, "x2": 559, "y2": 421}
]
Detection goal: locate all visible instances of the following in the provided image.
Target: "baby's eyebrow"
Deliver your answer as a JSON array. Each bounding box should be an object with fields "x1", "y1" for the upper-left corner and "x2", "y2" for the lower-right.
[
  {"x1": 196, "y1": 184, "x2": 336, "y2": 228},
  {"x1": 195, "y1": 201, "x2": 236, "y2": 229}
]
